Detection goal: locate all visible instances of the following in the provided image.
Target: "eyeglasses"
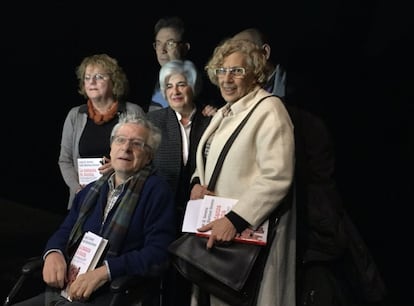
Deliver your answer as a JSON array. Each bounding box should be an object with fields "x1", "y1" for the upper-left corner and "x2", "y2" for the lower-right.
[
  {"x1": 153, "y1": 40, "x2": 182, "y2": 51},
  {"x1": 213, "y1": 67, "x2": 246, "y2": 78},
  {"x1": 84, "y1": 73, "x2": 110, "y2": 82},
  {"x1": 111, "y1": 135, "x2": 150, "y2": 151}
]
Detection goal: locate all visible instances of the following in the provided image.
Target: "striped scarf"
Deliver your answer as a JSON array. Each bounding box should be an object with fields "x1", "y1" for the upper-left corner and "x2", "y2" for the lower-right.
[{"x1": 67, "y1": 164, "x2": 154, "y2": 257}]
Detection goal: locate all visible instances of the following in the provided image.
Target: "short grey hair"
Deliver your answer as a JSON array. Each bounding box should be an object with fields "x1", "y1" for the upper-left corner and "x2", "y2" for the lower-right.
[
  {"x1": 110, "y1": 114, "x2": 162, "y2": 154},
  {"x1": 159, "y1": 59, "x2": 200, "y2": 100}
]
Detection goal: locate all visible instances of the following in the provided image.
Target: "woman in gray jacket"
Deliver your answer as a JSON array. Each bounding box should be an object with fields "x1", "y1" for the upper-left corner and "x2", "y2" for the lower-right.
[{"x1": 58, "y1": 54, "x2": 144, "y2": 209}]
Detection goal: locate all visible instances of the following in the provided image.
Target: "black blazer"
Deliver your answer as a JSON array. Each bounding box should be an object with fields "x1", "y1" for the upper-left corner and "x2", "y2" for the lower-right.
[{"x1": 147, "y1": 107, "x2": 211, "y2": 220}]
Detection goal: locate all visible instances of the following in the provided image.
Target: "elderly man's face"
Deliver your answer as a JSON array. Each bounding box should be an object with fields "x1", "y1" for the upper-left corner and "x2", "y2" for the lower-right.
[{"x1": 110, "y1": 123, "x2": 152, "y2": 179}]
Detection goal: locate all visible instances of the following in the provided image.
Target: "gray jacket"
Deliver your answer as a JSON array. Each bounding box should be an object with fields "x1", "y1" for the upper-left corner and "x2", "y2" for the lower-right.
[{"x1": 58, "y1": 102, "x2": 144, "y2": 209}]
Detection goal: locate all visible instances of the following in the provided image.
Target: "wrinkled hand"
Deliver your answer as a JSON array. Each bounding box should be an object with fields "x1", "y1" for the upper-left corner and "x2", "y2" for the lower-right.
[
  {"x1": 98, "y1": 157, "x2": 112, "y2": 175},
  {"x1": 43, "y1": 252, "x2": 67, "y2": 289},
  {"x1": 197, "y1": 216, "x2": 237, "y2": 249},
  {"x1": 202, "y1": 105, "x2": 218, "y2": 117},
  {"x1": 67, "y1": 266, "x2": 108, "y2": 301},
  {"x1": 190, "y1": 184, "x2": 215, "y2": 200}
]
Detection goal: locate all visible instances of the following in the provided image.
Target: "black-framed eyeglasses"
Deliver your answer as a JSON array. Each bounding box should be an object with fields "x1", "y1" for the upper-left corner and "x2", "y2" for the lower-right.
[
  {"x1": 111, "y1": 135, "x2": 150, "y2": 151},
  {"x1": 84, "y1": 73, "x2": 110, "y2": 82},
  {"x1": 153, "y1": 40, "x2": 182, "y2": 51},
  {"x1": 213, "y1": 67, "x2": 246, "y2": 78}
]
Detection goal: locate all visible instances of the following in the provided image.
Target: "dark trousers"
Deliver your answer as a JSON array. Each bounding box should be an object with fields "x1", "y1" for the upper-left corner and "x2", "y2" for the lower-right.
[{"x1": 162, "y1": 265, "x2": 192, "y2": 306}]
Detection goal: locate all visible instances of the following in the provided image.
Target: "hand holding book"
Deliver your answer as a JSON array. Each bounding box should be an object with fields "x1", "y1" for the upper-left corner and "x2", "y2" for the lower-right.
[
  {"x1": 61, "y1": 231, "x2": 108, "y2": 301},
  {"x1": 182, "y1": 195, "x2": 269, "y2": 245}
]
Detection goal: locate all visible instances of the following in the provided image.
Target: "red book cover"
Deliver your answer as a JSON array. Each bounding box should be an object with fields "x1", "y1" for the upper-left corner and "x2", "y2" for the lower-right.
[{"x1": 182, "y1": 195, "x2": 268, "y2": 245}]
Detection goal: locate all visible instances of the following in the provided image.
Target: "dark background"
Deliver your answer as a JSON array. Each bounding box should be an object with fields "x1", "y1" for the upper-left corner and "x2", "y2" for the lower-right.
[{"x1": 2, "y1": 1, "x2": 412, "y2": 305}]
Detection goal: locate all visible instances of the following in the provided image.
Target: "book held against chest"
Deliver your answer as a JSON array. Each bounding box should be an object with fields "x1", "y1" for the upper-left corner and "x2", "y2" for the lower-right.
[
  {"x1": 60, "y1": 231, "x2": 108, "y2": 301},
  {"x1": 77, "y1": 158, "x2": 103, "y2": 185},
  {"x1": 182, "y1": 195, "x2": 269, "y2": 245}
]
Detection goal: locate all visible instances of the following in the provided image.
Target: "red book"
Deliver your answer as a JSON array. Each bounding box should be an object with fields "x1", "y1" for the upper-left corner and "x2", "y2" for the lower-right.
[
  {"x1": 61, "y1": 231, "x2": 108, "y2": 300},
  {"x1": 182, "y1": 195, "x2": 269, "y2": 245}
]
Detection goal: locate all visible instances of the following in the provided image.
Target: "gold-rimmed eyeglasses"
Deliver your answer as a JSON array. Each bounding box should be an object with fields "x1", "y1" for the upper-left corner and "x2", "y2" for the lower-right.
[{"x1": 153, "y1": 40, "x2": 182, "y2": 51}]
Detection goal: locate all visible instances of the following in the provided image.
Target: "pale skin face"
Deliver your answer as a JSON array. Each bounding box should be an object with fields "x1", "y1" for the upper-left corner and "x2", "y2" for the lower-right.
[
  {"x1": 84, "y1": 65, "x2": 114, "y2": 104},
  {"x1": 165, "y1": 73, "x2": 194, "y2": 116},
  {"x1": 154, "y1": 27, "x2": 189, "y2": 66},
  {"x1": 110, "y1": 123, "x2": 152, "y2": 185},
  {"x1": 217, "y1": 52, "x2": 257, "y2": 104}
]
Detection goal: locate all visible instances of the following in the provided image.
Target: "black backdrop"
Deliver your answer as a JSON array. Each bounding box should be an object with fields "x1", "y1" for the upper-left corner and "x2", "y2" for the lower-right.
[{"x1": 2, "y1": 1, "x2": 412, "y2": 304}]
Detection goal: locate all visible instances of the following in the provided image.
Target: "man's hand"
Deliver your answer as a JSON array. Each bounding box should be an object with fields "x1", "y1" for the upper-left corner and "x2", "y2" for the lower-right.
[
  {"x1": 67, "y1": 266, "x2": 109, "y2": 301},
  {"x1": 42, "y1": 252, "x2": 67, "y2": 289}
]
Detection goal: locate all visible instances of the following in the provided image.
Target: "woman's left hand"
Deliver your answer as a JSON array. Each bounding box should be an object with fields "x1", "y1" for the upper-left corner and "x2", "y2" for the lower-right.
[
  {"x1": 98, "y1": 156, "x2": 112, "y2": 174},
  {"x1": 197, "y1": 216, "x2": 236, "y2": 249}
]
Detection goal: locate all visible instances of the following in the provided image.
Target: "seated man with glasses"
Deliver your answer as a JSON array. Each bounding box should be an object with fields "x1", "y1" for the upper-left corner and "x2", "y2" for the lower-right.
[{"x1": 13, "y1": 114, "x2": 176, "y2": 306}]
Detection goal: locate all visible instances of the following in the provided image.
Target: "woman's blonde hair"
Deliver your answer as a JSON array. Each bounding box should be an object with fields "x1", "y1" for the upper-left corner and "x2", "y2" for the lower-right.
[
  {"x1": 205, "y1": 38, "x2": 267, "y2": 87},
  {"x1": 76, "y1": 53, "x2": 129, "y2": 100}
]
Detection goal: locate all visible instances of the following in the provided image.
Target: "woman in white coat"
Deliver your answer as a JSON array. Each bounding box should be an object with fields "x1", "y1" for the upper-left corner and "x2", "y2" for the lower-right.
[{"x1": 189, "y1": 38, "x2": 296, "y2": 306}]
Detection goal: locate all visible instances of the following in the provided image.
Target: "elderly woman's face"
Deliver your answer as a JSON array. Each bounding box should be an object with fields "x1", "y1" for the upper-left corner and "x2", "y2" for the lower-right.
[
  {"x1": 217, "y1": 52, "x2": 256, "y2": 103},
  {"x1": 165, "y1": 73, "x2": 194, "y2": 113},
  {"x1": 83, "y1": 64, "x2": 114, "y2": 100}
]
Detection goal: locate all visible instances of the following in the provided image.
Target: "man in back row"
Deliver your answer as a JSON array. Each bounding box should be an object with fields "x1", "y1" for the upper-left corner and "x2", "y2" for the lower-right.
[
  {"x1": 150, "y1": 16, "x2": 191, "y2": 111},
  {"x1": 149, "y1": 16, "x2": 223, "y2": 113},
  {"x1": 233, "y1": 28, "x2": 287, "y2": 98}
]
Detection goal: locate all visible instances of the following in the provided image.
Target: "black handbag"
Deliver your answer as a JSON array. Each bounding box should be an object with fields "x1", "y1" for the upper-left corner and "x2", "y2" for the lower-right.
[
  {"x1": 168, "y1": 232, "x2": 272, "y2": 306},
  {"x1": 168, "y1": 96, "x2": 287, "y2": 305}
]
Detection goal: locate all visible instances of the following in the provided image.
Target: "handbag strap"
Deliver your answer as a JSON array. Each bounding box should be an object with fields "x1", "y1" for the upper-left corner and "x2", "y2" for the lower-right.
[{"x1": 207, "y1": 95, "x2": 274, "y2": 191}]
